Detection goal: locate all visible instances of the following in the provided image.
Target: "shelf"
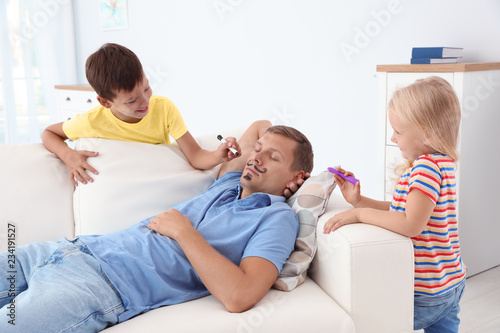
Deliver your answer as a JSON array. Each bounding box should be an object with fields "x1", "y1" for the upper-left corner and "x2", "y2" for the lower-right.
[
  {"x1": 54, "y1": 84, "x2": 95, "y2": 92},
  {"x1": 376, "y1": 62, "x2": 500, "y2": 73}
]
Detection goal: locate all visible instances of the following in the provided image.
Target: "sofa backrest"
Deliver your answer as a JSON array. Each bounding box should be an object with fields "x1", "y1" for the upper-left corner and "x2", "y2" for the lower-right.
[
  {"x1": 73, "y1": 128, "x2": 245, "y2": 236},
  {"x1": 0, "y1": 128, "x2": 245, "y2": 249},
  {"x1": 0, "y1": 143, "x2": 75, "y2": 250}
]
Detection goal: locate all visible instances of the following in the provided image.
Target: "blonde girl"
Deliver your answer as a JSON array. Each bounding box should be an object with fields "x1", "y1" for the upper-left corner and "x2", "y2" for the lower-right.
[{"x1": 324, "y1": 76, "x2": 466, "y2": 333}]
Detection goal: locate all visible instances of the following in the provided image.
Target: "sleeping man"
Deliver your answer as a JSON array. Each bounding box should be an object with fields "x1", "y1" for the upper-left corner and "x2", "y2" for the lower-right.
[{"x1": 0, "y1": 120, "x2": 314, "y2": 332}]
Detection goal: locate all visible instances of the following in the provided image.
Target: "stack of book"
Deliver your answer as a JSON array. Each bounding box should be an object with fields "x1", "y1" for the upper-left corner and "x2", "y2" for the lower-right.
[{"x1": 410, "y1": 47, "x2": 463, "y2": 64}]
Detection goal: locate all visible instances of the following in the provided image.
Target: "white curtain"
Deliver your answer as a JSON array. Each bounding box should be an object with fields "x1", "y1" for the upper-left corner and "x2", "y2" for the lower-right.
[{"x1": 0, "y1": 0, "x2": 77, "y2": 144}]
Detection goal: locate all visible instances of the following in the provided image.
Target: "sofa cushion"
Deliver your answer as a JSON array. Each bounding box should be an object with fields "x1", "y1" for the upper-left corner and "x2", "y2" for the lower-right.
[
  {"x1": 73, "y1": 129, "x2": 244, "y2": 235},
  {"x1": 273, "y1": 171, "x2": 336, "y2": 291},
  {"x1": 102, "y1": 278, "x2": 354, "y2": 333},
  {"x1": 73, "y1": 139, "x2": 214, "y2": 235}
]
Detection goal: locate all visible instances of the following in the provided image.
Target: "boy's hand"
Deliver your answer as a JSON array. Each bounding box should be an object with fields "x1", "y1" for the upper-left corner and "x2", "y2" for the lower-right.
[
  {"x1": 333, "y1": 167, "x2": 361, "y2": 206},
  {"x1": 284, "y1": 172, "x2": 311, "y2": 199},
  {"x1": 217, "y1": 136, "x2": 241, "y2": 162},
  {"x1": 63, "y1": 150, "x2": 99, "y2": 186}
]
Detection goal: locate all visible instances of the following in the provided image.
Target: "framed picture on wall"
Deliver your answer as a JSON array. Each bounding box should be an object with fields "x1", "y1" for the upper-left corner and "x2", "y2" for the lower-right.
[{"x1": 99, "y1": 0, "x2": 128, "y2": 30}]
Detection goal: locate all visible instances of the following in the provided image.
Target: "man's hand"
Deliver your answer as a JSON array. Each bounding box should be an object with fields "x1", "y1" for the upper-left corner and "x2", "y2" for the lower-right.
[
  {"x1": 147, "y1": 209, "x2": 193, "y2": 239},
  {"x1": 63, "y1": 150, "x2": 99, "y2": 186},
  {"x1": 283, "y1": 172, "x2": 310, "y2": 199}
]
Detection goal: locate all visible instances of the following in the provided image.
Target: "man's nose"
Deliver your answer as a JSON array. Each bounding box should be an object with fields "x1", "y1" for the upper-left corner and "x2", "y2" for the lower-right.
[{"x1": 253, "y1": 152, "x2": 264, "y2": 165}]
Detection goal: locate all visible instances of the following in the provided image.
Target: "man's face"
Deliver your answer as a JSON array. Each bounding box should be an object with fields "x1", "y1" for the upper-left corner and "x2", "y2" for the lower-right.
[
  {"x1": 240, "y1": 132, "x2": 302, "y2": 197},
  {"x1": 99, "y1": 75, "x2": 153, "y2": 123}
]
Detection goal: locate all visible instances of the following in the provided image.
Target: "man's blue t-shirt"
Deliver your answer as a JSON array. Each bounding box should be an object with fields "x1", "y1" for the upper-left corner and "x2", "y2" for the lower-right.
[{"x1": 79, "y1": 171, "x2": 299, "y2": 322}]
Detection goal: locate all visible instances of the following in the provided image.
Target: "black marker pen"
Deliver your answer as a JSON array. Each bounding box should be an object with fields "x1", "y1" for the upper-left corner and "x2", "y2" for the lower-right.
[{"x1": 217, "y1": 135, "x2": 239, "y2": 156}]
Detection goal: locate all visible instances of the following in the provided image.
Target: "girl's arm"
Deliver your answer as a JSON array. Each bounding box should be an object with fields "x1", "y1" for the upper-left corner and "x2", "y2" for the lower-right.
[
  {"x1": 324, "y1": 189, "x2": 434, "y2": 237},
  {"x1": 351, "y1": 192, "x2": 392, "y2": 211}
]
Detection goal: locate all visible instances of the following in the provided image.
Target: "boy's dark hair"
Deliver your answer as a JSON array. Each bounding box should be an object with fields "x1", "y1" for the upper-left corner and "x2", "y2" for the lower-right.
[
  {"x1": 85, "y1": 43, "x2": 144, "y2": 101},
  {"x1": 265, "y1": 125, "x2": 314, "y2": 173}
]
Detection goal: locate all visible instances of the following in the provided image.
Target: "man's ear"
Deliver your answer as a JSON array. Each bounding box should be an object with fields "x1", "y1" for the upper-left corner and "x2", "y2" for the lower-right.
[
  {"x1": 289, "y1": 170, "x2": 306, "y2": 185},
  {"x1": 97, "y1": 96, "x2": 112, "y2": 108},
  {"x1": 295, "y1": 170, "x2": 306, "y2": 181},
  {"x1": 283, "y1": 170, "x2": 307, "y2": 198}
]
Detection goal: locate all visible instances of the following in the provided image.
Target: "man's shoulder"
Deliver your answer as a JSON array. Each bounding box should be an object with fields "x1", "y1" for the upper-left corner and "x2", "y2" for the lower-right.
[{"x1": 266, "y1": 200, "x2": 296, "y2": 220}]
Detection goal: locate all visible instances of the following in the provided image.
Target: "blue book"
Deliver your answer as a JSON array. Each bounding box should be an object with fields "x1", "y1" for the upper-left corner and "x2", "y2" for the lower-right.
[
  {"x1": 412, "y1": 47, "x2": 463, "y2": 59},
  {"x1": 411, "y1": 57, "x2": 458, "y2": 64}
]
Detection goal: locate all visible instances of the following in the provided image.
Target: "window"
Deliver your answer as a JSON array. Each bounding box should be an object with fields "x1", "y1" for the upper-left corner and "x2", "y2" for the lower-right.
[{"x1": 0, "y1": 0, "x2": 77, "y2": 144}]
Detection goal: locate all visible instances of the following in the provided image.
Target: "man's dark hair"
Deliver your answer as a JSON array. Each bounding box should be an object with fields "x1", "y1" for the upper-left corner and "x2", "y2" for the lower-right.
[
  {"x1": 85, "y1": 43, "x2": 144, "y2": 101},
  {"x1": 265, "y1": 125, "x2": 314, "y2": 173}
]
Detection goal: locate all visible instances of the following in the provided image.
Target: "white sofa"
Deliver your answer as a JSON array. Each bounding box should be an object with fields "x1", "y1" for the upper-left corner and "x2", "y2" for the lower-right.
[{"x1": 0, "y1": 128, "x2": 415, "y2": 333}]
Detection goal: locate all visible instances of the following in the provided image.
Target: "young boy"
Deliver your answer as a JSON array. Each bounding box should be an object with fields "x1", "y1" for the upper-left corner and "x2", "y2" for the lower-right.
[{"x1": 42, "y1": 43, "x2": 240, "y2": 186}]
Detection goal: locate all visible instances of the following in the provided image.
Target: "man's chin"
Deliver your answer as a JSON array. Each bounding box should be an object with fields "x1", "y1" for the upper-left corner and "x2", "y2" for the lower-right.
[{"x1": 241, "y1": 171, "x2": 254, "y2": 182}]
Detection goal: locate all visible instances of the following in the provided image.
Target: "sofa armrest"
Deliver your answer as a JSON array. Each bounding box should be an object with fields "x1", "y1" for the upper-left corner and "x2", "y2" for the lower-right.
[{"x1": 309, "y1": 194, "x2": 414, "y2": 333}]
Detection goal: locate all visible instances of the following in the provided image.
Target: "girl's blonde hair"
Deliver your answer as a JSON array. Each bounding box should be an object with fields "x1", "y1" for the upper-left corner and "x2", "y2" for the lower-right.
[{"x1": 388, "y1": 76, "x2": 461, "y2": 175}]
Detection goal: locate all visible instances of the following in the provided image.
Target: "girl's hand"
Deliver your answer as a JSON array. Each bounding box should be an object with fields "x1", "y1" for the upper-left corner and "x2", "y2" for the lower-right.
[
  {"x1": 323, "y1": 208, "x2": 361, "y2": 234},
  {"x1": 333, "y1": 167, "x2": 361, "y2": 206}
]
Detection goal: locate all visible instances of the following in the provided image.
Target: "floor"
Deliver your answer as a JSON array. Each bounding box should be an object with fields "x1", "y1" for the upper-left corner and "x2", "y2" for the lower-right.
[{"x1": 414, "y1": 265, "x2": 500, "y2": 332}]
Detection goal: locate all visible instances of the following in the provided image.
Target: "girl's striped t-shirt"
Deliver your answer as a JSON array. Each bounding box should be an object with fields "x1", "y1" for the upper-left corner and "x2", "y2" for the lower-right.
[{"x1": 390, "y1": 153, "x2": 466, "y2": 296}]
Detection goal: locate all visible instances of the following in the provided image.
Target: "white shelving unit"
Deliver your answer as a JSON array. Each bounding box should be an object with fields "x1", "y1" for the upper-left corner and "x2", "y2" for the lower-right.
[{"x1": 54, "y1": 84, "x2": 99, "y2": 122}]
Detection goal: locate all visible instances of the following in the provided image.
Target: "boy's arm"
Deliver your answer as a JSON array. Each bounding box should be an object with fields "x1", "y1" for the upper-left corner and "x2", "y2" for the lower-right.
[
  {"x1": 147, "y1": 209, "x2": 279, "y2": 313},
  {"x1": 175, "y1": 131, "x2": 241, "y2": 170},
  {"x1": 41, "y1": 122, "x2": 98, "y2": 186}
]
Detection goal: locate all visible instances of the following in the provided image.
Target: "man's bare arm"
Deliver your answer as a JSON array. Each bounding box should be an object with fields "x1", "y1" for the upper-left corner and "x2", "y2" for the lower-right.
[{"x1": 217, "y1": 120, "x2": 272, "y2": 179}]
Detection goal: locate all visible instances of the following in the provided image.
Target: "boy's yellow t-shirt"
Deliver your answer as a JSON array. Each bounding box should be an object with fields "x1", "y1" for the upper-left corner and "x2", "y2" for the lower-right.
[{"x1": 62, "y1": 95, "x2": 188, "y2": 144}]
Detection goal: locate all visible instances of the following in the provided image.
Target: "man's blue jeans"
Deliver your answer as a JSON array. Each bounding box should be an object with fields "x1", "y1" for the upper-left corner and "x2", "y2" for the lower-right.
[
  {"x1": 414, "y1": 278, "x2": 466, "y2": 333},
  {"x1": 0, "y1": 239, "x2": 124, "y2": 332}
]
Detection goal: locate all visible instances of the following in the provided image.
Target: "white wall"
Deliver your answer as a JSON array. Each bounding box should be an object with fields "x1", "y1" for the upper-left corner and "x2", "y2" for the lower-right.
[{"x1": 72, "y1": 0, "x2": 500, "y2": 198}]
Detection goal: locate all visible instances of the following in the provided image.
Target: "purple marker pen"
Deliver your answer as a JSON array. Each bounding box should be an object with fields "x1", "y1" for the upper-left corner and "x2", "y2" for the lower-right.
[
  {"x1": 328, "y1": 167, "x2": 359, "y2": 185},
  {"x1": 217, "y1": 135, "x2": 239, "y2": 156}
]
